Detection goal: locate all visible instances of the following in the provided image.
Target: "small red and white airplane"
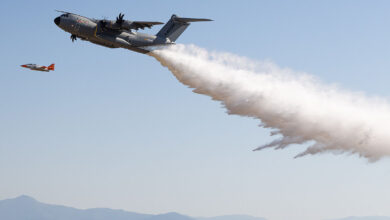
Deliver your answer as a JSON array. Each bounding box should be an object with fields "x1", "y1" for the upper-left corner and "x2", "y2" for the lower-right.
[{"x1": 21, "y1": 63, "x2": 55, "y2": 72}]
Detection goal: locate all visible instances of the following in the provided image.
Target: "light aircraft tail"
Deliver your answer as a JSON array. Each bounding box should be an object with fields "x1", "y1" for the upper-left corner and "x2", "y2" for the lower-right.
[
  {"x1": 48, "y1": 64, "x2": 55, "y2": 71},
  {"x1": 156, "y1": 14, "x2": 212, "y2": 42}
]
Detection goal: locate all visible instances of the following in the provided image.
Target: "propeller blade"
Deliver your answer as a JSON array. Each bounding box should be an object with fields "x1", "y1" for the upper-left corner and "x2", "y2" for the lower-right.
[
  {"x1": 116, "y1": 13, "x2": 125, "y2": 24},
  {"x1": 100, "y1": 20, "x2": 107, "y2": 29}
]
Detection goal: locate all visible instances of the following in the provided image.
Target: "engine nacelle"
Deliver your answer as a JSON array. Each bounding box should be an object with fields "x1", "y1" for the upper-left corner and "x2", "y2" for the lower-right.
[
  {"x1": 120, "y1": 20, "x2": 133, "y2": 30},
  {"x1": 103, "y1": 20, "x2": 134, "y2": 31}
]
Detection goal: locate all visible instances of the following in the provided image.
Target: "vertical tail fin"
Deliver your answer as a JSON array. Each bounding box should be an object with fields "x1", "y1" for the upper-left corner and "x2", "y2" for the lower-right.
[
  {"x1": 156, "y1": 14, "x2": 212, "y2": 42},
  {"x1": 48, "y1": 64, "x2": 55, "y2": 71}
]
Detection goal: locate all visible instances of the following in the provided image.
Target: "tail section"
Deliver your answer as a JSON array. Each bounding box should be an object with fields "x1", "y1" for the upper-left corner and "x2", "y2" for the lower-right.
[
  {"x1": 157, "y1": 14, "x2": 212, "y2": 42},
  {"x1": 48, "y1": 64, "x2": 55, "y2": 71}
]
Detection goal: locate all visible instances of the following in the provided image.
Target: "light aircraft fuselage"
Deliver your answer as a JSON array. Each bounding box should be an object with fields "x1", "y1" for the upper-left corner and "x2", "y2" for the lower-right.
[{"x1": 21, "y1": 63, "x2": 55, "y2": 72}]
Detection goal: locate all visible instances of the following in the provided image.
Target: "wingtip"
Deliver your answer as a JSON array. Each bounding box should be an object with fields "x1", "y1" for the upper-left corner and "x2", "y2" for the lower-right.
[{"x1": 199, "y1": 18, "x2": 213, "y2": 22}]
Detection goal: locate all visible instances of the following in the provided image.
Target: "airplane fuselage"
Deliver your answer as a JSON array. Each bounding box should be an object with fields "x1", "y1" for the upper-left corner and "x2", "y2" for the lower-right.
[
  {"x1": 54, "y1": 13, "x2": 171, "y2": 54},
  {"x1": 21, "y1": 64, "x2": 54, "y2": 72}
]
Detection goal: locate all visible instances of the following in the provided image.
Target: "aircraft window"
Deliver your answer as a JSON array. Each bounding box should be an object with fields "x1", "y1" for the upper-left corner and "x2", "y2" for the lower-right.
[{"x1": 61, "y1": 14, "x2": 69, "y2": 17}]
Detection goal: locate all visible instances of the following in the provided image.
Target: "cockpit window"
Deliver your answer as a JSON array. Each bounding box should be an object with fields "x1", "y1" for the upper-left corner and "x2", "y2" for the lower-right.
[{"x1": 61, "y1": 14, "x2": 69, "y2": 17}]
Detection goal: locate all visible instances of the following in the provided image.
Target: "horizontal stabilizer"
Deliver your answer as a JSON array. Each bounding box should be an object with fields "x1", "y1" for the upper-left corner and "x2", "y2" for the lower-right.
[
  {"x1": 173, "y1": 16, "x2": 213, "y2": 23},
  {"x1": 157, "y1": 14, "x2": 212, "y2": 42}
]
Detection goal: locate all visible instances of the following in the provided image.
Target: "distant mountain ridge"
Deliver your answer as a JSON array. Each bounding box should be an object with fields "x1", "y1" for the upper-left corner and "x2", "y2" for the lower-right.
[
  {"x1": 332, "y1": 217, "x2": 390, "y2": 220},
  {"x1": 0, "y1": 195, "x2": 265, "y2": 220},
  {"x1": 1, "y1": 196, "x2": 388, "y2": 220},
  {"x1": 197, "y1": 215, "x2": 268, "y2": 220}
]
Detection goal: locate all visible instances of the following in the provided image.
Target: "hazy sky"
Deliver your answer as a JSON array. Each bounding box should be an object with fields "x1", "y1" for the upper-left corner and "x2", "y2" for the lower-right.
[{"x1": 2, "y1": 1, "x2": 390, "y2": 220}]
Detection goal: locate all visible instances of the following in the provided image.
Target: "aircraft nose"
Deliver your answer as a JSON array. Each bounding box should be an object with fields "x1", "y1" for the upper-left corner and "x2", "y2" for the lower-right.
[{"x1": 54, "y1": 17, "x2": 60, "y2": 25}]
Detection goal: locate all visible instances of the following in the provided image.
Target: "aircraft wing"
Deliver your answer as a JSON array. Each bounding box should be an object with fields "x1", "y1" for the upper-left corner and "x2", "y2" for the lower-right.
[{"x1": 131, "y1": 21, "x2": 164, "y2": 30}]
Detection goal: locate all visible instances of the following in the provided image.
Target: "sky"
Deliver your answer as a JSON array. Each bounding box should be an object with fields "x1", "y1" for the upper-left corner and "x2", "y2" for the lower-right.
[{"x1": 1, "y1": 1, "x2": 390, "y2": 220}]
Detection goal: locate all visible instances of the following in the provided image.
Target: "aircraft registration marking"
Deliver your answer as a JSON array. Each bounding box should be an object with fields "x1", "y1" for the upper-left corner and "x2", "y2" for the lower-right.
[{"x1": 76, "y1": 18, "x2": 89, "y2": 24}]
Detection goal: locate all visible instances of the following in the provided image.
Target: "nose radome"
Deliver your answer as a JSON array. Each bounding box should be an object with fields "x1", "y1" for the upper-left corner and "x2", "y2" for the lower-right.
[{"x1": 54, "y1": 17, "x2": 60, "y2": 25}]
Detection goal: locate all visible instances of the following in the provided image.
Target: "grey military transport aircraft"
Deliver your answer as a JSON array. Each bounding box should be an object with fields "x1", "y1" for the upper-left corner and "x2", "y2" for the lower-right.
[
  {"x1": 21, "y1": 63, "x2": 55, "y2": 72},
  {"x1": 54, "y1": 11, "x2": 212, "y2": 54}
]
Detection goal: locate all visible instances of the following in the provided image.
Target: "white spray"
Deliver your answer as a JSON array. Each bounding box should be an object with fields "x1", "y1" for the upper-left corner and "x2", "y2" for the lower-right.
[{"x1": 150, "y1": 44, "x2": 390, "y2": 161}]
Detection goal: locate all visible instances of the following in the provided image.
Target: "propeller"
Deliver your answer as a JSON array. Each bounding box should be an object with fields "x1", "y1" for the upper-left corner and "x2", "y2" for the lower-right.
[
  {"x1": 116, "y1": 13, "x2": 125, "y2": 25},
  {"x1": 70, "y1": 34, "x2": 77, "y2": 42},
  {"x1": 100, "y1": 20, "x2": 107, "y2": 29}
]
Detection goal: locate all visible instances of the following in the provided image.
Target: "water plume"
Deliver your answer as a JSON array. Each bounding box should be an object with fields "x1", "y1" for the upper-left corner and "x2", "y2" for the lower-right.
[{"x1": 150, "y1": 44, "x2": 390, "y2": 161}]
